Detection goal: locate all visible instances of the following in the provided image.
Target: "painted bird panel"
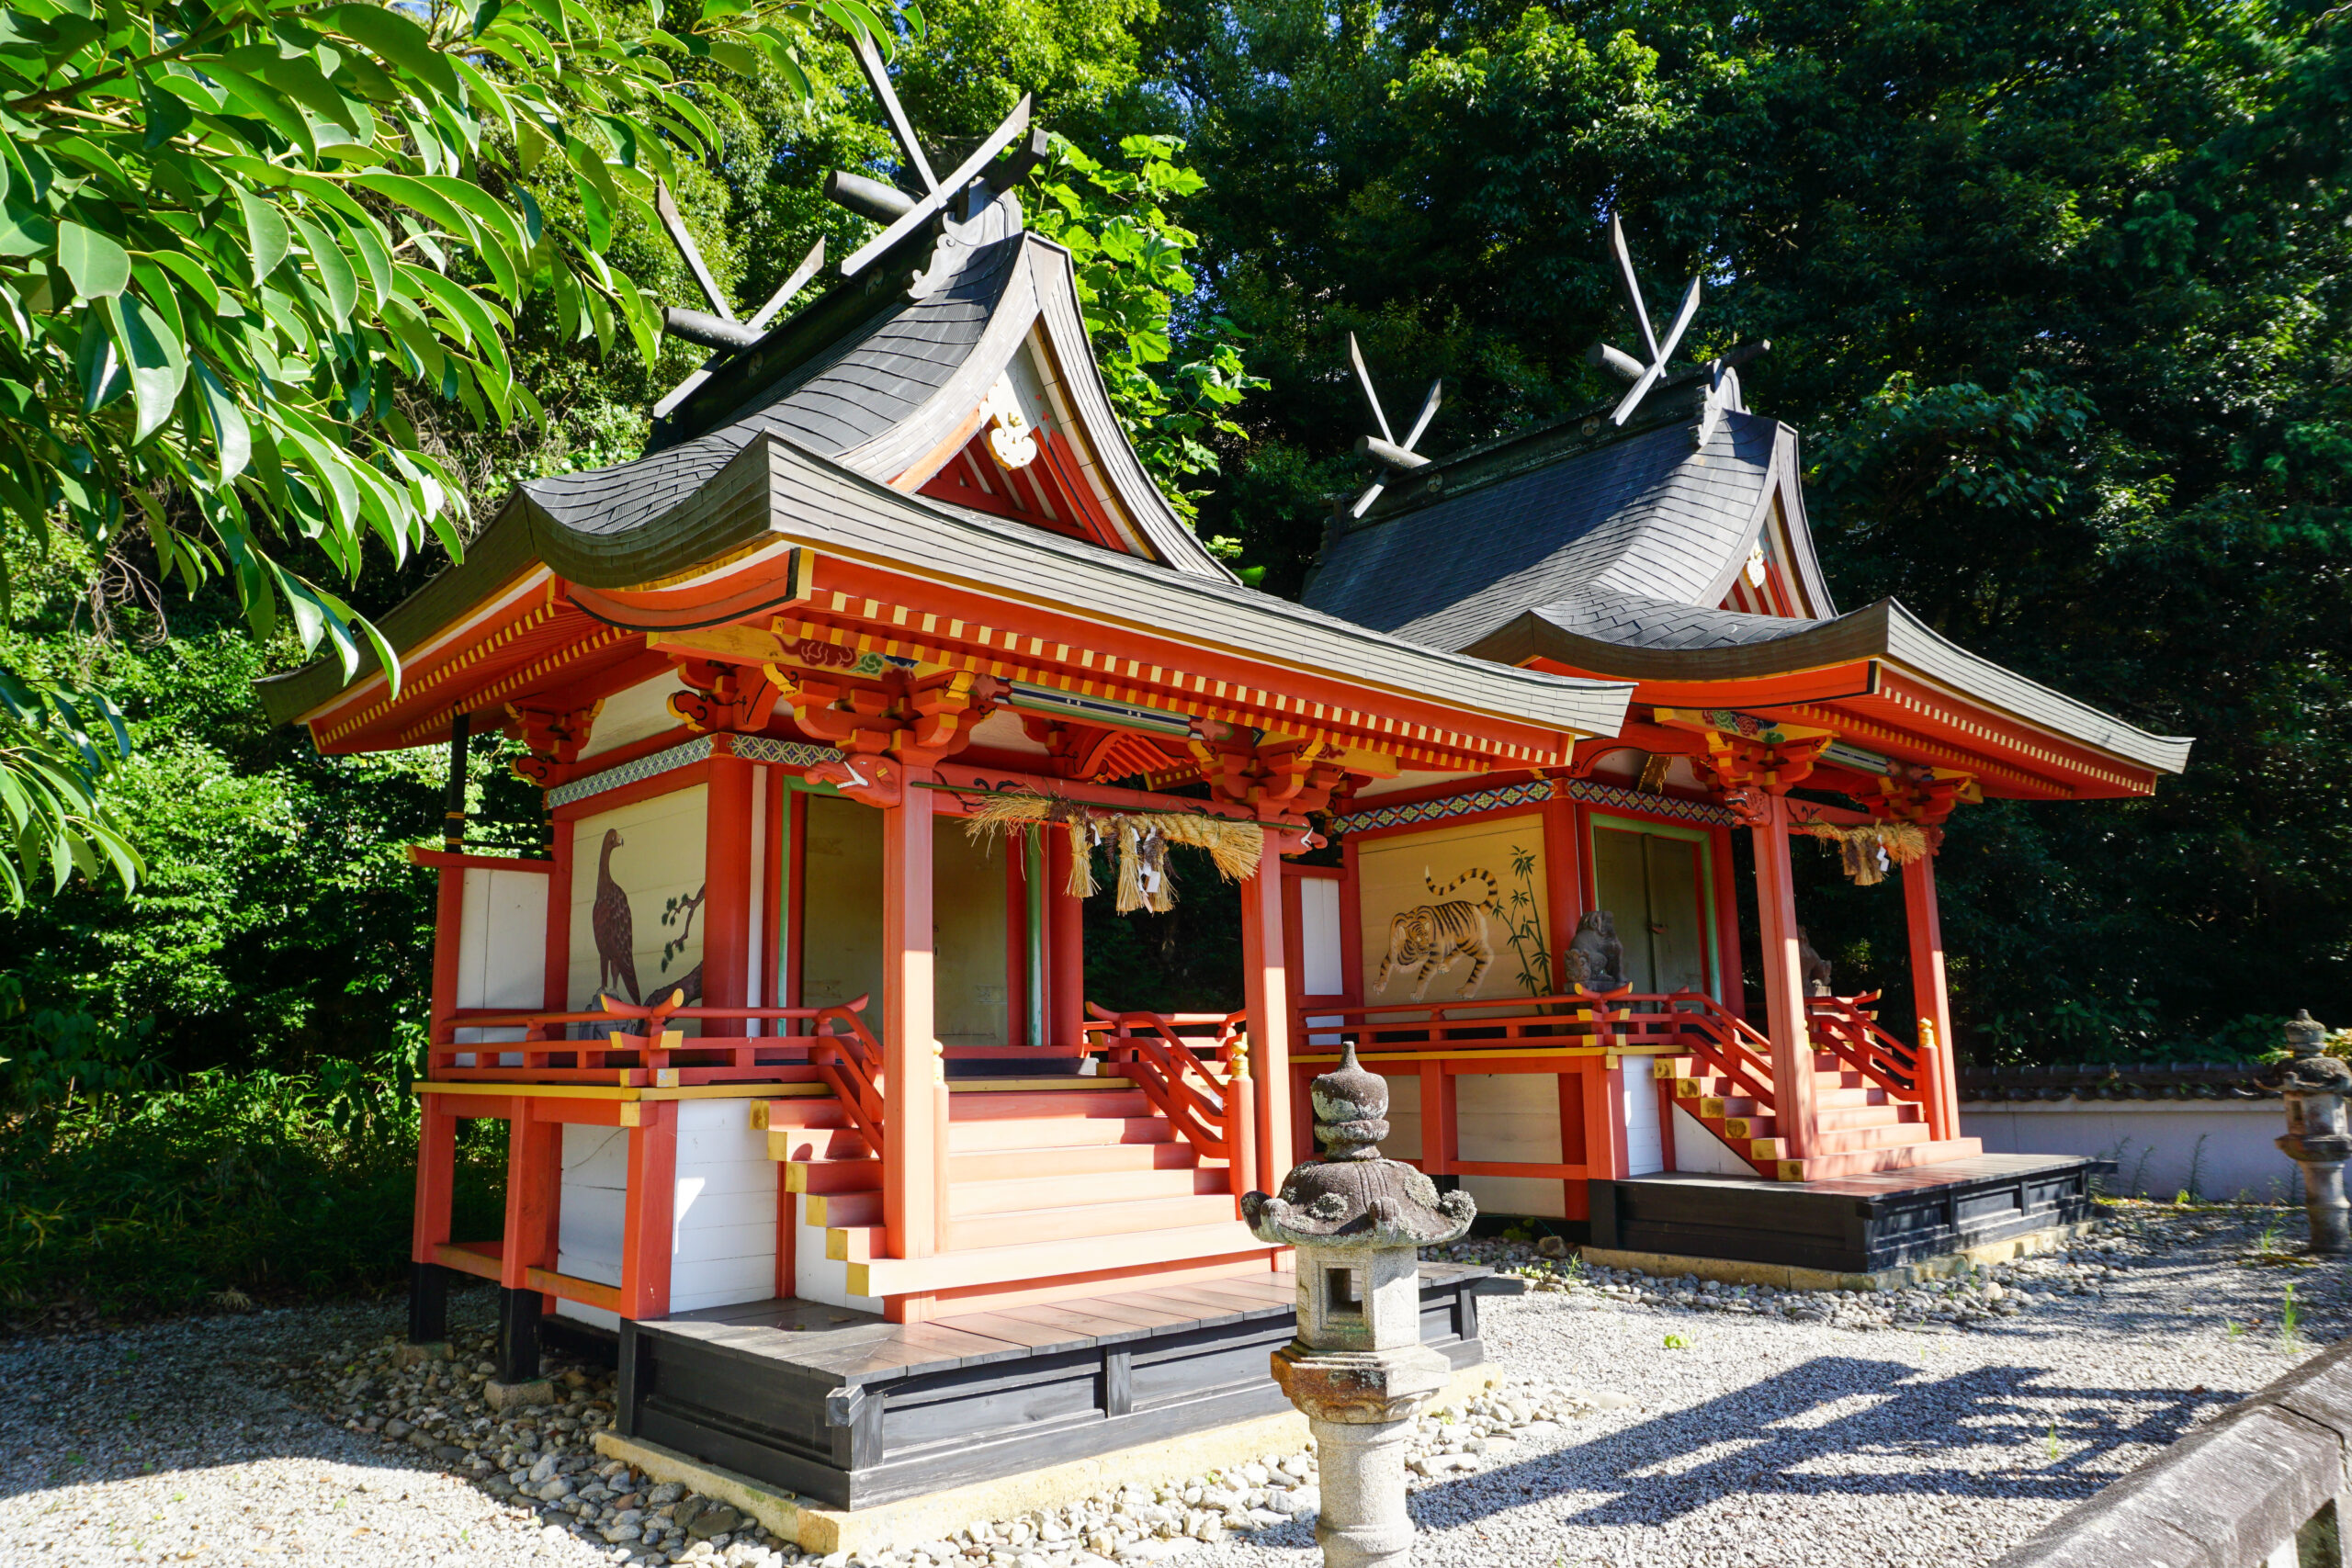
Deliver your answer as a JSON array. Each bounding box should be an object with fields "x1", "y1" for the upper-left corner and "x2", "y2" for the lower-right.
[{"x1": 593, "y1": 828, "x2": 640, "y2": 1004}]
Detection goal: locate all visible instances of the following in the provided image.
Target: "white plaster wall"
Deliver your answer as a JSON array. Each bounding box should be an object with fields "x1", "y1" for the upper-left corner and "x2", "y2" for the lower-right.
[
  {"x1": 451, "y1": 867, "x2": 547, "y2": 1062},
  {"x1": 1377, "y1": 1072, "x2": 1422, "y2": 1160},
  {"x1": 1298, "y1": 878, "x2": 1343, "y2": 997},
  {"x1": 1962, "y1": 1100, "x2": 2297, "y2": 1203},
  {"x1": 1623, "y1": 1057, "x2": 1663, "y2": 1177},
  {"x1": 1455, "y1": 1072, "x2": 1566, "y2": 1219},
  {"x1": 553, "y1": 1098, "x2": 778, "y2": 1330},
  {"x1": 1670, "y1": 1104, "x2": 1760, "y2": 1177}
]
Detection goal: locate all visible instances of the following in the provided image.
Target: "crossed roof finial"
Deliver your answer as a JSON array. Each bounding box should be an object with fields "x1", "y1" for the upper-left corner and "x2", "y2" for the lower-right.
[
  {"x1": 647, "y1": 22, "x2": 1044, "y2": 418},
  {"x1": 828, "y1": 31, "x2": 1037, "y2": 277},
  {"x1": 1590, "y1": 215, "x2": 1765, "y2": 449},
  {"x1": 1597, "y1": 214, "x2": 1702, "y2": 429},
  {"x1": 1345, "y1": 333, "x2": 1442, "y2": 519}
]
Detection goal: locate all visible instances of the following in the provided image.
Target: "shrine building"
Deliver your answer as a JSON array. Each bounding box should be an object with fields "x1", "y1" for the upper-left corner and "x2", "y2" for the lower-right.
[{"x1": 256, "y1": 69, "x2": 2188, "y2": 1539}]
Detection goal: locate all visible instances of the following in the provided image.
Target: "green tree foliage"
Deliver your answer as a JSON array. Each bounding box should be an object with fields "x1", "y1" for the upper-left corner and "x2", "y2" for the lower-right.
[
  {"x1": 0, "y1": 0, "x2": 910, "y2": 905},
  {"x1": 1026, "y1": 131, "x2": 1264, "y2": 531},
  {"x1": 1138, "y1": 0, "x2": 2351, "y2": 1056}
]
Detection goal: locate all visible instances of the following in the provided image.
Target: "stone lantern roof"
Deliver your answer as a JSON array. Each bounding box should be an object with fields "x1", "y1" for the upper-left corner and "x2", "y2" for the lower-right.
[
  {"x1": 2264, "y1": 1010, "x2": 2352, "y2": 1094},
  {"x1": 1243, "y1": 1044, "x2": 1475, "y2": 1249}
]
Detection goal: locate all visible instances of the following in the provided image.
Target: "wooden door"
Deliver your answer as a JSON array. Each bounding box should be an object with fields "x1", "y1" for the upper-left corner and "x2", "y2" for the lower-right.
[
  {"x1": 1591, "y1": 829, "x2": 1656, "y2": 990},
  {"x1": 1591, "y1": 826, "x2": 1708, "y2": 995},
  {"x1": 1642, "y1": 835, "x2": 1708, "y2": 994}
]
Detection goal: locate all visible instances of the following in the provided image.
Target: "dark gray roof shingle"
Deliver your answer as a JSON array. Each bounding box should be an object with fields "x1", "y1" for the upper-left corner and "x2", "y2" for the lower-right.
[
  {"x1": 1302, "y1": 410, "x2": 1782, "y2": 651},
  {"x1": 1524, "y1": 587, "x2": 1821, "y2": 650},
  {"x1": 521, "y1": 217, "x2": 1022, "y2": 541}
]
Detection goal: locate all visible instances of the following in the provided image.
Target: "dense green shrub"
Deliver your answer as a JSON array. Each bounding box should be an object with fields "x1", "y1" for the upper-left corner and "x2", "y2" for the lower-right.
[{"x1": 0, "y1": 1056, "x2": 501, "y2": 1321}]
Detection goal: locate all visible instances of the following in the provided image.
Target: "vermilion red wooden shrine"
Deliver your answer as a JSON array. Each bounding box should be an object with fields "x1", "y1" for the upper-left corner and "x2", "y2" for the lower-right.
[{"x1": 261, "y1": 75, "x2": 2188, "y2": 1469}]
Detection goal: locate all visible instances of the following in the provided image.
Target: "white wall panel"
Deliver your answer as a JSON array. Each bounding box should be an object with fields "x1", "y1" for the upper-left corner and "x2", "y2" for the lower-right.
[
  {"x1": 554, "y1": 1098, "x2": 778, "y2": 1319},
  {"x1": 1298, "y1": 878, "x2": 1343, "y2": 997},
  {"x1": 1622, "y1": 1056, "x2": 1663, "y2": 1177},
  {"x1": 452, "y1": 867, "x2": 547, "y2": 1059}
]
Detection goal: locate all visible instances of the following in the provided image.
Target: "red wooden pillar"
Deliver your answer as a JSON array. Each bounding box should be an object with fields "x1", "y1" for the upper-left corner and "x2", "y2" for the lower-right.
[
  {"x1": 1904, "y1": 849, "x2": 1961, "y2": 1141},
  {"x1": 429, "y1": 863, "x2": 464, "y2": 1058},
  {"x1": 1711, "y1": 825, "x2": 1744, "y2": 1015},
  {"x1": 1418, "y1": 1061, "x2": 1450, "y2": 1175},
  {"x1": 703, "y1": 744, "x2": 754, "y2": 1036},
  {"x1": 500, "y1": 1102, "x2": 561, "y2": 1290},
  {"x1": 1540, "y1": 786, "x2": 1582, "y2": 991},
  {"x1": 1047, "y1": 832, "x2": 1085, "y2": 1049},
  {"x1": 1585, "y1": 1058, "x2": 1629, "y2": 1180},
  {"x1": 546, "y1": 819, "x2": 575, "y2": 1012},
  {"x1": 882, "y1": 765, "x2": 941, "y2": 1275},
  {"x1": 1338, "y1": 834, "x2": 1365, "y2": 1002},
  {"x1": 1239, "y1": 835, "x2": 1293, "y2": 1188},
  {"x1": 413, "y1": 1092, "x2": 458, "y2": 1264},
  {"x1": 1657, "y1": 1075, "x2": 1679, "y2": 1171},
  {"x1": 619, "y1": 1102, "x2": 677, "y2": 1320},
  {"x1": 1752, "y1": 792, "x2": 1815, "y2": 1165},
  {"x1": 761, "y1": 770, "x2": 786, "y2": 1027},
  {"x1": 784, "y1": 790, "x2": 808, "y2": 1009}
]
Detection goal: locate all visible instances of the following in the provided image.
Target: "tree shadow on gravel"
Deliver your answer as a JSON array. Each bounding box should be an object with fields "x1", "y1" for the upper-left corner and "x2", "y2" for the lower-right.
[{"x1": 1408, "y1": 1356, "x2": 2236, "y2": 1529}]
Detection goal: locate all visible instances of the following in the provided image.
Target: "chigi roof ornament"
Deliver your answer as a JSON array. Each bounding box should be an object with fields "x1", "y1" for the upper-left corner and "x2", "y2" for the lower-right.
[
  {"x1": 824, "y1": 32, "x2": 1038, "y2": 277},
  {"x1": 647, "y1": 25, "x2": 1047, "y2": 418},
  {"x1": 1589, "y1": 215, "x2": 1768, "y2": 449},
  {"x1": 1345, "y1": 333, "x2": 1442, "y2": 518}
]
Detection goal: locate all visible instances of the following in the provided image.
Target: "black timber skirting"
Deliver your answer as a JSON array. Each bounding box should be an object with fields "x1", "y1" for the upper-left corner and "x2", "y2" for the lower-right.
[
  {"x1": 541, "y1": 1311, "x2": 619, "y2": 1369},
  {"x1": 1588, "y1": 1154, "x2": 2098, "y2": 1275},
  {"x1": 616, "y1": 1264, "x2": 1517, "y2": 1510}
]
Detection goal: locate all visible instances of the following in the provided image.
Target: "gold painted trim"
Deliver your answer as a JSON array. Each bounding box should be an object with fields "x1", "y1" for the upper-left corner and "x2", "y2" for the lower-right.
[
  {"x1": 1290, "y1": 1045, "x2": 1678, "y2": 1066},
  {"x1": 413, "y1": 1080, "x2": 831, "y2": 1102}
]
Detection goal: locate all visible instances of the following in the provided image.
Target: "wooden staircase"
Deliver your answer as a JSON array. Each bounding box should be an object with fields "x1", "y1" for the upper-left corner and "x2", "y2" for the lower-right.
[
  {"x1": 1667, "y1": 1047, "x2": 1980, "y2": 1179},
  {"x1": 1660, "y1": 991, "x2": 1979, "y2": 1181},
  {"x1": 757, "y1": 1068, "x2": 1275, "y2": 1312}
]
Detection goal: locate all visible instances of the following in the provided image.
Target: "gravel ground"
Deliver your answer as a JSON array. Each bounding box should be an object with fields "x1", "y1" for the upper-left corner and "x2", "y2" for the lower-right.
[{"x1": 2, "y1": 1200, "x2": 2344, "y2": 1568}]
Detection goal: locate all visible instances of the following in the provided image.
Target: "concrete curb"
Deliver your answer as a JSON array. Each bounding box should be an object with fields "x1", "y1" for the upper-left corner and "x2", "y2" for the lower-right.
[{"x1": 1990, "y1": 1335, "x2": 2352, "y2": 1566}]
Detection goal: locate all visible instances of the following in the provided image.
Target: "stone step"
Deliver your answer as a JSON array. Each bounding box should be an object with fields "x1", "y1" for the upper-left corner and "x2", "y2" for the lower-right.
[
  {"x1": 1770, "y1": 1137, "x2": 1985, "y2": 1182},
  {"x1": 948, "y1": 1167, "x2": 1230, "y2": 1219},
  {"x1": 949, "y1": 1114, "x2": 1178, "y2": 1153}
]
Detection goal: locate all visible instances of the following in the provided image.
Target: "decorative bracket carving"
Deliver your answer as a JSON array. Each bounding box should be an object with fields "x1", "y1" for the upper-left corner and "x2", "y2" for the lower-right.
[
  {"x1": 1188, "y1": 725, "x2": 1351, "y2": 825},
  {"x1": 1860, "y1": 768, "x2": 1980, "y2": 849},
  {"x1": 669, "y1": 657, "x2": 781, "y2": 735},
  {"x1": 506, "y1": 699, "x2": 603, "y2": 787},
  {"x1": 980, "y1": 372, "x2": 1038, "y2": 469},
  {"x1": 783, "y1": 668, "x2": 1011, "y2": 791},
  {"x1": 806, "y1": 752, "x2": 906, "y2": 809},
  {"x1": 1690, "y1": 732, "x2": 1831, "y2": 826}
]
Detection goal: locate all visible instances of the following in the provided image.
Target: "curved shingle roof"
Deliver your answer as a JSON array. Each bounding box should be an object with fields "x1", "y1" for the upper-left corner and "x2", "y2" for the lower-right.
[
  {"x1": 521, "y1": 206, "x2": 1023, "y2": 546},
  {"x1": 1303, "y1": 410, "x2": 1787, "y2": 650}
]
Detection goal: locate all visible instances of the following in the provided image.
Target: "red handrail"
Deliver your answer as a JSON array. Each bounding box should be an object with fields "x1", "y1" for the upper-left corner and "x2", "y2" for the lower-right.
[
  {"x1": 1085, "y1": 1006, "x2": 1234, "y2": 1161},
  {"x1": 430, "y1": 996, "x2": 884, "y2": 1120},
  {"x1": 1806, "y1": 992, "x2": 1922, "y2": 1100},
  {"x1": 1291, "y1": 987, "x2": 1781, "y2": 1109},
  {"x1": 1670, "y1": 992, "x2": 1779, "y2": 1108}
]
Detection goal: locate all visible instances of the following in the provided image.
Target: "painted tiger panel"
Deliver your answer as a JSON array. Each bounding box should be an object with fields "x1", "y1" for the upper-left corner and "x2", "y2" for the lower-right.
[{"x1": 1374, "y1": 869, "x2": 1502, "y2": 1001}]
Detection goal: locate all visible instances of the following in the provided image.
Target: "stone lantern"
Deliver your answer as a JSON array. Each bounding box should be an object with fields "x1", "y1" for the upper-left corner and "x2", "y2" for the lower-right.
[
  {"x1": 2268, "y1": 1010, "x2": 2352, "y2": 1255},
  {"x1": 1243, "y1": 1044, "x2": 1476, "y2": 1568}
]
